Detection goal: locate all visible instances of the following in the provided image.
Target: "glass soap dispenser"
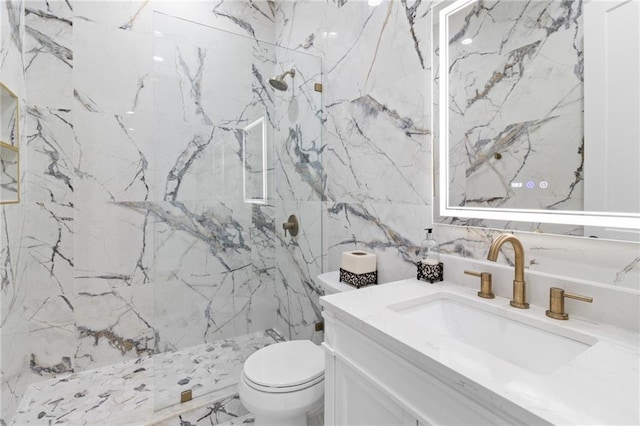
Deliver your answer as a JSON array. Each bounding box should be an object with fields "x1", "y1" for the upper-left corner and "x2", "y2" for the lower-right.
[
  {"x1": 417, "y1": 228, "x2": 443, "y2": 283},
  {"x1": 420, "y1": 228, "x2": 440, "y2": 265}
]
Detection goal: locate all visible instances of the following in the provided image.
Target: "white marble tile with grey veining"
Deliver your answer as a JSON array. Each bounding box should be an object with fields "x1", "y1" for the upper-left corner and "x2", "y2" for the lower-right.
[
  {"x1": 21, "y1": 202, "x2": 74, "y2": 381},
  {"x1": 73, "y1": 109, "x2": 153, "y2": 202},
  {"x1": 324, "y1": 201, "x2": 433, "y2": 284},
  {"x1": 147, "y1": 200, "x2": 252, "y2": 282},
  {"x1": 24, "y1": 106, "x2": 74, "y2": 202},
  {"x1": 72, "y1": 17, "x2": 154, "y2": 202},
  {"x1": 145, "y1": 200, "x2": 277, "y2": 351},
  {"x1": 1, "y1": 0, "x2": 26, "y2": 95},
  {"x1": 73, "y1": 0, "x2": 276, "y2": 44},
  {"x1": 153, "y1": 10, "x2": 275, "y2": 130},
  {"x1": 74, "y1": 201, "x2": 153, "y2": 289},
  {"x1": 0, "y1": 147, "x2": 19, "y2": 202},
  {"x1": 272, "y1": 48, "x2": 323, "y2": 202},
  {"x1": 73, "y1": 17, "x2": 153, "y2": 117},
  {"x1": 70, "y1": 194, "x2": 277, "y2": 370},
  {"x1": 152, "y1": 14, "x2": 276, "y2": 205},
  {"x1": 73, "y1": 284, "x2": 157, "y2": 372},
  {"x1": 24, "y1": 0, "x2": 72, "y2": 108},
  {"x1": 274, "y1": 201, "x2": 323, "y2": 343},
  {"x1": 72, "y1": 200, "x2": 155, "y2": 370},
  {"x1": 276, "y1": 0, "x2": 432, "y2": 206},
  {"x1": 1, "y1": 205, "x2": 30, "y2": 425},
  {"x1": 1, "y1": 203, "x2": 30, "y2": 335},
  {"x1": 1, "y1": 0, "x2": 28, "y2": 422},
  {"x1": 322, "y1": 96, "x2": 431, "y2": 204},
  {"x1": 2, "y1": 331, "x2": 30, "y2": 426}
]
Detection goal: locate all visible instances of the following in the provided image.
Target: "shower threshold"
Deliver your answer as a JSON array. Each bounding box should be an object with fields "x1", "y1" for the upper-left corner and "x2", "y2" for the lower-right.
[{"x1": 11, "y1": 330, "x2": 283, "y2": 425}]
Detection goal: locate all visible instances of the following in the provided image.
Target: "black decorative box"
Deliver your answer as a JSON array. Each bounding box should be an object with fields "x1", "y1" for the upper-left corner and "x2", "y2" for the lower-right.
[
  {"x1": 339, "y1": 268, "x2": 377, "y2": 288},
  {"x1": 417, "y1": 262, "x2": 444, "y2": 283}
]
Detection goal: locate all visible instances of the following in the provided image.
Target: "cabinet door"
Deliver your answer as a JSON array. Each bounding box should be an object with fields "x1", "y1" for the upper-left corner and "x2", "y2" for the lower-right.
[{"x1": 334, "y1": 359, "x2": 417, "y2": 426}]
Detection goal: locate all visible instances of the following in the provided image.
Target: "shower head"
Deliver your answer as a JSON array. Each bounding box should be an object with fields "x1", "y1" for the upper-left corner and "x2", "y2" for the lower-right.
[
  {"x1": 269, "y1": 69, "x2": 296, "y2": 91},
  {"x1": 269, "y1": 77, "x2": 288, "y2": 91}
]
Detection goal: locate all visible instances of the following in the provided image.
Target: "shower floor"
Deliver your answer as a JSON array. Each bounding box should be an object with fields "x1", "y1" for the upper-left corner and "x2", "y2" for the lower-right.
[{"x1": 11, "y1": 330, "x2": 283, "y2": 425}]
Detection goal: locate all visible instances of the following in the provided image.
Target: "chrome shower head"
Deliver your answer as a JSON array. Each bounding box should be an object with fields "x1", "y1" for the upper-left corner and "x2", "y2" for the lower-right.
[{"x1": 269, "y1": 68, "x2": 296, "y2": 91}]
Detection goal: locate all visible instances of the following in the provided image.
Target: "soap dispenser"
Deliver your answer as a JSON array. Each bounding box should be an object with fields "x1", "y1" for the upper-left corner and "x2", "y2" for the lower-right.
[
  {"x1": 417, "y1": 228, "x2": 444, "y2": 283},
  {"x1": 420, "y1": 228, "x2": 440, "y2": 265}
]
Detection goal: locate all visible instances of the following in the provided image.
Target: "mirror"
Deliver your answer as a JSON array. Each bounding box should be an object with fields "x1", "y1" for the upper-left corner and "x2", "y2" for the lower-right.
[
  {"x1": 0, "y1": 82, "x2": 19, "y2": 204},
  {"x1": 434, "y1": 0, "x2": 640, "y2": 241},
  {"x1": 242, "y1": 116, "x2": 267, "y2": 204}
]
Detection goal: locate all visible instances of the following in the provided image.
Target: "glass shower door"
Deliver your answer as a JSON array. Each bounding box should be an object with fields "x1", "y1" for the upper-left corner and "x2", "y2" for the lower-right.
[{"x1": 150, "y1": 12, "x2": 322, "y2": 411}]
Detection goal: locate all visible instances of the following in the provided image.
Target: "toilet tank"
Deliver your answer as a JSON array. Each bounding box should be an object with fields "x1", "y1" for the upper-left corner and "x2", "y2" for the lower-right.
[{"x1": 317, "y1": 271, "x2": 368, "y2": 295}]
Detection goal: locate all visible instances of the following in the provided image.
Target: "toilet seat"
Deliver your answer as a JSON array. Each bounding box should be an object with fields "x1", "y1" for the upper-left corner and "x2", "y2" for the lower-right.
[
  {"x1": 242, "y1": 340, "x2": 324, "y2": 393},
  {"x1": 243, "y1": 370, "x2": 324, "y2": 393}
]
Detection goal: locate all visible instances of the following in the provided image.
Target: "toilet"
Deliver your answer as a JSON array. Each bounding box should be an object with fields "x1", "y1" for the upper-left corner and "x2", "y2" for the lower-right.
[
  {"x1": 238, "y1": 340, "x2": 324, "y2": 426},
  {"x1": 238, "y1": 271, "x2": 359, "y2": 426}
]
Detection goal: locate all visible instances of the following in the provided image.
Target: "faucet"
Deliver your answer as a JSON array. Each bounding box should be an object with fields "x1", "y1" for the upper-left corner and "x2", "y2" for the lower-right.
[{"x1": 487, "y1": 234, "x2": 529, "y2": 309}]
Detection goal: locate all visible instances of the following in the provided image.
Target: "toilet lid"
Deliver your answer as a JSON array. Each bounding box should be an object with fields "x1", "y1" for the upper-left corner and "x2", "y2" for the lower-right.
[{"x1": 243, "y1": 341, "x2": 324, "y2": 388}]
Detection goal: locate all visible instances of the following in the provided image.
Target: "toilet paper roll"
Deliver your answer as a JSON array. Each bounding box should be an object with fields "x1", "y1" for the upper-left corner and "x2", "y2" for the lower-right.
[{"x1": 341, "y1": 251, "x2": 377, "y2": 275}]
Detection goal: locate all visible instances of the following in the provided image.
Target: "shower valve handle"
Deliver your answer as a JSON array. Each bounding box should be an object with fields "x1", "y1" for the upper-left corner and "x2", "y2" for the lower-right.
[{"x1": 283, "y1": 215, "x2": 299, "y2": 237}]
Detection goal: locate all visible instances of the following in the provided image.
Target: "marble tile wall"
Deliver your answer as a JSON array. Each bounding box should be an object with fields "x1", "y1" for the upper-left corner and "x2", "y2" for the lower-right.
[
  {"x1": 2, "y1": 0, "x2": 325, "y2": 421},
  {"x1": 275, "y1": 0, "x2": 434, "y2": 286},
  {"x1": 1, "y1": 0, "x2": 29, "y2": 422},
  {"x1": 20, "y1": 0, "x2": 264, "y2": 381},
  {"x1": 0, "y1": 203, "x2": 30, "y2": 425}
]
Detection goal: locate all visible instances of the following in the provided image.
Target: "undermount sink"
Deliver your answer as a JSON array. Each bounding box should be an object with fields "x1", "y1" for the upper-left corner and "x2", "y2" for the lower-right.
[{"x1": 388, "y1": 292, "x2": 597, "y2": 374}]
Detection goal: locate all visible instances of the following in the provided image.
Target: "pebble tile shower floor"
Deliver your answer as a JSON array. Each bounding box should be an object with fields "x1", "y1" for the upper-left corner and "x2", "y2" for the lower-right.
[{"x1": 11, "y1": 331, "x2": 282, "y2": 425}]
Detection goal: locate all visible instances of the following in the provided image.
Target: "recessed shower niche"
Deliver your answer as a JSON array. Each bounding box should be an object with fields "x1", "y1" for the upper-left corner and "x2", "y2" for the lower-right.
[
  {"x1": 0, "y1": 82, "x2": 19, "y2": 204},
  {"x1": 243, "y1": 116, "x2": 267, "y2": 204}
]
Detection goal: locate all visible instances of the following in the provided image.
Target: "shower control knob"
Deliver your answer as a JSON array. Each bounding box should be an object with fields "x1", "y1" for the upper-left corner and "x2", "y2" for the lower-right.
[{"x1": 283, "y1": 215, "x2": 299, "y2": 237}]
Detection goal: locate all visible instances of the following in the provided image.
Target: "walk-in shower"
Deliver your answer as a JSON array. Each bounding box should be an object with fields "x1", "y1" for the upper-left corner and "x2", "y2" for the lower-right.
[{"x1": 150, "y1": 12, "x2": 323, "y2": 412}]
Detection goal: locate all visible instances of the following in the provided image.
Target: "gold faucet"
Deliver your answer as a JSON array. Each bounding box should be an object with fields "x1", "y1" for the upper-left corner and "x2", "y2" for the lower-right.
[{"x1": 487, "y1": 234, "x2": 529, "y2": 309}]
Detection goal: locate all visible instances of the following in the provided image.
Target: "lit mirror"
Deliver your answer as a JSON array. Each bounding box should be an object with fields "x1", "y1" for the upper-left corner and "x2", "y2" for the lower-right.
[
  {"x1": 434, "y1": 0, "x2": 640, "y2": 241},
  {"x1": 242, "y1": 116, "x2": 267, "y2": 204},
  {"x1": 0, "y1": 82, "x2": 19, "y2": 204}
]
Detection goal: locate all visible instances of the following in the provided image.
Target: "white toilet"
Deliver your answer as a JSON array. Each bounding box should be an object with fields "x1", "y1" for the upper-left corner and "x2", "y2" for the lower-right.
[
  {"x1": 238, "y1": 271, "x2": 359, "y2": 426},
  {"x1": 238, "y1": 340, "x2": 324, "y2": 426}
]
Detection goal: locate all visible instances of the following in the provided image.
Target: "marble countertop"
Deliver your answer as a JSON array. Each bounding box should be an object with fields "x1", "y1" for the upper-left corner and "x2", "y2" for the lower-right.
[{"x1": 320, "y1": 279, "x2": 640, "y2": 425}]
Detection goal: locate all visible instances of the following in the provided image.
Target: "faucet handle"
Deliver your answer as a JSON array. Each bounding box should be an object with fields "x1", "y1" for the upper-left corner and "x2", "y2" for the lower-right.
[
  {"x1": 545, "y1": 287, "x2": 593, "y2": 320},
  {"x1": 464, "y1": 270, "x2": 495, "y2": 299}
]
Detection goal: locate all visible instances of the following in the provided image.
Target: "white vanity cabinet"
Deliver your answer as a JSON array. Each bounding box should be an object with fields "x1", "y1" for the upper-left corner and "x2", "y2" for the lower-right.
[
  {"x1": 332, "y1": 358, "x2": 416, "y2": 426},
  {"x1": 322, "y1": 309, "x2": 542, "y2": 426},
  {"x1": 321, "y1": 279, "x2": 640, "y2": 426}
]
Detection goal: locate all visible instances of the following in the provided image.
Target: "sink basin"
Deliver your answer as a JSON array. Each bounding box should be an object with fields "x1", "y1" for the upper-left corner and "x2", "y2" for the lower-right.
[{"x1": 388, "y1": 293, "x2": 597, "y2": 374}]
